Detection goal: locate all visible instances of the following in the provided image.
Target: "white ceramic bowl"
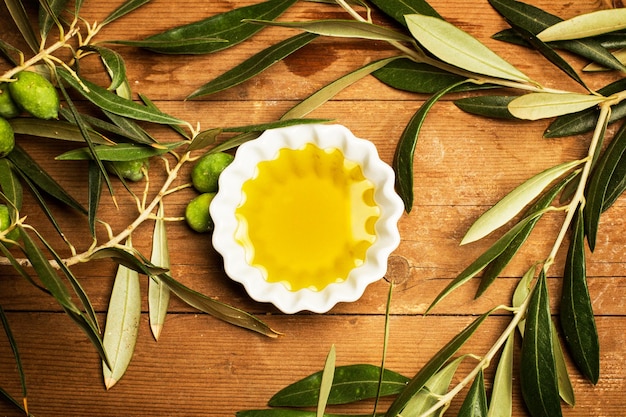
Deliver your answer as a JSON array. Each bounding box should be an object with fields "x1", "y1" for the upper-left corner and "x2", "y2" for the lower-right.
[{"x1": 210, "y1": 124, "x2": 404, "y2": 314}]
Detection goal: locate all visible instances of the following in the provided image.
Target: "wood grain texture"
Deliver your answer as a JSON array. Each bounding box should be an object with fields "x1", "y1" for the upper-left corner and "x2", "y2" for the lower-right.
[{"x1": 1, "y1": 0, "x2": 625, "y2": 416}]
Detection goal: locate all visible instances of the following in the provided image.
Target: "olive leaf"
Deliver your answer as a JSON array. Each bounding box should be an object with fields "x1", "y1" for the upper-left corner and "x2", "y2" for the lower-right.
[
  {"x1": 79, "y1": 45, "x2": 128, "y2": 91},
  {"x1": 538, "y1": 9, "x2": 626, "y2": 42},
  {"x1": 520, "y1": 271, "x2": 562, "y2": 417},
  {"x1": 561, "y1": 208, "x2": 600, "y2": 384},
  {"x1": 584, "y1": 117, "x2": 626, "y2": 250},
  {"x1": 487, "y1": 332, "x2": 514, "y2": 417},
  {"x1": 102, "y1": 239, "x2": 142, "y2": 390},
  {"x1": 187, "y1": 32, "x2": 319, "y2": 99},
  {"x1": 0, "y1": 304, "x2": 27, "y2": 405},
  {"x1": 39, "y1": 0, "x2": 69, "y2": 40},
  {"x1": 140, "y1": 0, "x2": 297, "y2": 54},
  {"x1": 148, "y1": 203, "x2": 171, "y2": 341},
  {"x1": 0, "y1": 158, "x2": 23, "y2": 212},
  {"x1": 87, "y1": 161, "x2": 102, "y2": 237},
  {"x1": 87, "y1": 246, "x2": 168, "y2": 276},
  {"x1": 458, "y1": 369, "x2": 488, "y2": 417},
  {"x1": 4, "y1": 0, "x2": 39, "y2": 52},
  {"x1": 107, "y1": 37, "x2": 227, "y2": 51},
  {"x1": 551, "y1": 321, "x2": 575, "y2": 406},
  {"x1": 394, "y1": 80, "x2": 469, "y2": 211},
  {"x1": 374, "y1": 58, "x2": 493, "y2": 94},
  {"x1": 237, "y1": 411, "x2": 379, "y2": 417},
  {"x1": 103, "y1": 110, "x2": 159, "y2": 145},
  {"x1": 405, "y1": 14, "x2": 532, "y2": 83},
  {"x1": 9, "y1": 118, "x2": 110, "y2": 144},
  {"x1": 400, "y1": 356, "x2": 465, "y2": 417},
  {"x1": 57, "y1": 67, "x2": 186, "y2": 125},
  {"x1": 101, "y1": 0, "x2": 152, "y2": 26},
  {"x1": 317, "y1": 345, "x2": 336, "y2": 417},
  {"x1": 385, "y1": 311, "x2": 492, "y2": 417},
  {"x1": 56, "y1": 142, "x2": 182, "y2": 162},
  {"x1": 454, "y1": 95, "x2": 516, "y2": 119},
  {"x1": 155, "y1": 273, "x2": 280, "y2": 338},
  {"x1": 544, "y1": 78, "x2": 626, "y2": 138},
  {"x1": 269, "y1": 365, "x2": 409, "y2": 407},
  {"x1": 461, "y1": 159, "x2": 582, "y2": 245},
  {"x1": 245, "y1": 19, "x2": 413, "y2": 42},
  {"x1": 508, "y1": 93, "x2": 606, "y2": 121},
  {"x1": 368, "y1": 0, "x2": 442, "y2": 27},
  {"x1": 281, "y1": 56, "x2": 402, "y2": 121}
]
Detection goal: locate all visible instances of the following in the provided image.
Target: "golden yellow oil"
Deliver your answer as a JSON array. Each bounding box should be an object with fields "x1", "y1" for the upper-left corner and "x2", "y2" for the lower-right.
[{"x1": 234, "y1": 143, "x2": 380, "y2": 291}]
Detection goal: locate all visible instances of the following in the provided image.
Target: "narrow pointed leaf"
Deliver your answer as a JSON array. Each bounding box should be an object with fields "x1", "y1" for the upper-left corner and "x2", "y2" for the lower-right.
[
  {"x1": 87, "y1": 246, "x2": 168, "y2": 276},
  {"x1": 281, "y1": 56, "x2": 402, "y2": 121},
  {"x1": 458, "y1": 369, "x2": 488, "y2": 417},
  {"x1": 155, "y1": 273, "x2": 280, "y2": 337},
  {"x1": 508, "y1": 93, "x2": 605, "y2": 121},
  {"x1": 107, "y1": 37, "x2": 226, "y2": 51},
  {"x1": 561, "y1": 208, "x2": 600, "y2": 383},
  {"x1": 56, "y1": 142, "x2": 181, "y2": 162},
  {"x1": 317, "y1": 345, "x2": 336, "y2": 417},
  {"x1": 149, "y1": 203, "x2": 171, "y2": 340},
  {"x1": 246, "y1": 19, "x2": 413, "y2": 42},
  {"x1": 520, "y1": 271, "x2": 562, "y2": 417},
  {"x1": 103, "y1": 240, "x2": 141, "y2": 390},
  {"x1": 538, "y1": 9, "x2": 626, "y2": 42},
  {"x1": 368, "y1": 0, "x2": 442, "y2": 27},
  {"x1": 88, "y1": 161, "x2": 102, "y2": 237},
  {"x1": 0, "y1": 305, "x2": 27, "y2": 401},
  {"x1": 80, "y1": 45, "x2": 127, "y2": 91},
  {"x1": 585, "y1": 117, "x2": 626, "y2": 250},
  {"x1": 39, "y1": 0, "x2": 68, "y2": 39},
  {"x1": 237, "y1": 411, "x2": 382, "y2": 417},
  {"x1": 394, "y1": 80, "x2": 469, "y2": 212},
  {"x1": 0, "y1": 159, "x2": 22, "y2": 212},
  {"x1": 101, "y1": 0, "x2": 152, "y2": 26},
  {"x1": 454, "y1": 95, "x2": 516, "y2": 119},
  {"x1": 487, "y1": 332, "x2": 514, "y2": 417},
  {"x1": 603, "y1": 145, "x2": 626, "y2": 211},
  {"x1": 385, "y1": 311, "x2": 492, "y2": 417},
  {"x1": 222, "y1": 118, "x2": 332, "y2": 133},
  {"x1": 269, "y1": 364, "x2": 409, "y2": 407},
  {"x1": 188, "y1": 32, "x2": 318, "y2": 99},
  {"x1": 9, "y1": 118, "x2": 110, "y2": 144},
  {"x1": 57, "y1": 67, "x2": 185, "y2": 125},
  {"x1": 461, "y1": 159, "x2": 582, "y2": 245},
  {"x1": 4, "y1": 0, "x2": 39, "y2": 52},
  {"x1": 103, "y1": 110, "x2": 158, "y2": 145},
  {"x1": 405, "y1": 14, "x2": 531, "y2": 83},
  {"x1": 551, "y1": 322, "x2": 575, "y2": 406},
  {"x1": 141, "y1": 0, "x2": 297, "y2": 54}
]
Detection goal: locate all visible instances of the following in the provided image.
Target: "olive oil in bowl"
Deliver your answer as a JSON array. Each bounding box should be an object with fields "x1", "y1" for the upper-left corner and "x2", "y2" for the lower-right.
[{"x1": 234, "y1": 143, "x2": 380, "y2": 292}]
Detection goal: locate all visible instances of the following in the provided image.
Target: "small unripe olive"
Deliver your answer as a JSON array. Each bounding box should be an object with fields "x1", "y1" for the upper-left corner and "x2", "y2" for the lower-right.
[
  {"x1": 0, "y1": 83, "x2": 19, "y2": 118},
  {"x1": 191, "y1": 152, "x2": 234, "y2": 193},
  {"x1": 0, "y1": 117, "x2": 15, "y2": 158},
  {"x1": 106, "y1": 158, "x2": 150, "y2": 182},
  {"x1": 0, "y1": 204, "x2": 19, "y2": 242},
  {"x1": 185, "y1": 192, "x2": 215, "y2": 233},
  {"x1": 8, "y1": 70, "x2": 60, "y2": 120}
]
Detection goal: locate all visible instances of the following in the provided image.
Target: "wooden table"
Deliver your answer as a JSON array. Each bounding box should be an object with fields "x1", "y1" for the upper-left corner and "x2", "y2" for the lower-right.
[{"x1": 1, "y1": 1, "x2": 625, "y2": 416}]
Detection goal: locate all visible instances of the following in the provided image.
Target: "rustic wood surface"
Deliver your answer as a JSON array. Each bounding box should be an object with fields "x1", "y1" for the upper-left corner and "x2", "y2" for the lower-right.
[{"x1": 1, "y1": 0, "x2": 625, "y2": 416}]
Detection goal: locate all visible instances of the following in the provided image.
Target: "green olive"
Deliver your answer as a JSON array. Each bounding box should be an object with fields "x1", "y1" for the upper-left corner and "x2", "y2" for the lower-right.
[
  {"x1": 0, "y1": 204, "x2": 19, "y2": 242},
  {"x1": 185, "y1": 192, "x2": 215, "y2": 233},
  {"x1": 106, "y1": 158, "x2": 150, "y2": 182},
  {"x1": 0, "y1": 83, "x2": 20, "y2": 118},
  {"x1": 191, "y1": 152, "x2": 234, "y2": 193},
  {"x1": 0, "y1": 117, "x2": 15, "y2": 158},
  {"x1": 8, "y1": 70, "x2": 60, "y2": 120}
]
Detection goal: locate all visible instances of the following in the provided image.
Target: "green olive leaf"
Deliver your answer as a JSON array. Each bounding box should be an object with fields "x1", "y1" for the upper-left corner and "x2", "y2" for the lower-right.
[
  {"x1": 56, "y1": 141, "x2": 183, "y2": 162},
  {"x1": 454, "y1": 95, "x2": 516, "y2": 119},
  {"x1": 244, "y1": 19, "x2": 413, "y2": 42},
  {"x1": 487, "y1": 332, "x2": 514, "y2": 417},
  {"x1": 538, "y1": 9, "x2": 626, "y2": 42},
  {"x1": 87, "y1": 246, "x2": 168, "y2": 276},
  {"x1": 4, "y1": 0, "x2": 39, "y2": 52},
  {"x1": 520, "y1": 271, "x2": 563, "y2": 417},
  {"x1": 9, "y1": 117, "x2": 111, "y2": 144},
  {"x1": 187, "y1": 32, "x2": 318, "y2": 99},
  {"x1": 461, "y1": 159, "x2": 582, "y2": 245},
  {"x1": 57, "y1": 67, "x2": 186, "y2": 126},
  {"x1": 405, "y1": 14, "x2": 532, "y2": 83},
  {"x1": 87, "y1": 161, "x2": 102, "y2": 237},
  {"x1": 561, "y1": 208, "x2": 600, "y2": 384},
  {"x1": 101, "y1": 0, "x2": 152, "y2": 26},
  {"x1": 385, "y1": 311, "x2": 492, "y2": 417},
  {"x1": 141, "y1": 0, "x2": 297, "y2": 54},
  {"x1": 107, "y1": 37, "x2": 227, "y2": 51},
  {"x1": 400, "y1": 356, "x2": 465, "y2": 417},
  {"x1": 237, "y1": 411, "x2": 380, "y2": 417},
  {"x1": 368, "y1": 0, "x2": 442, "y2": 27},
  {"x1": 394, "y1": 80, "x2": 470, "y2": 212},
  {"x1": 458, "y1": 369, "x2": 488, "y2": 417},
  {"x1": 79, "y1": 45, "x2": 128, "y2": 91},
  {"x1": 39, "y1": 0, "x2": 68, "y2": 40},
  {"x1": 148, "y1": 203, "x2": 171, "y2": 341},
  {"x1": 585, "y1": 117, "x2": 626, "y2": 250},
  {"x1": 281, "y1": 56, "x2": 403, "y2": 121},
  {"x1": 102, "y1": 239, "x2": 141, "y2": 390},
  {"x1": 0, "y1": 158, "x2": 23, "y2": 213},
  {"x1": 155, "y1": 273, "x2": 280, "y2": 338},
  {"x1": 269, "y1": 364, "x2": 409, "y2": 407},
  {"x1": 0, "y1": 304, "x2": 27, "y2": 404},
  {"x1": 102, "y1": 110, "x2": 159, "y2": 145},
  {"x1": 508, "y1": 93, "x2": 606, "y2": 121},
  {"x1": 317, "y1": 345, "x2": 336, "y2": 417},
  {"x1": 602, "y1": 140, "x2": 626, "y2": 212},
  {"x1": 551, "y1": 320, "x2": 575, "y2": 406}
]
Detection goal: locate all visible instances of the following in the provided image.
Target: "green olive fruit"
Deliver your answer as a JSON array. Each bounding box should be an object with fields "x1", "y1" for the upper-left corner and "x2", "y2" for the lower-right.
[
  {"x1": 106, "y1": 158, "x2": 150, "y2": 182},
  {"x1": 0, "y1": 204, "x2": 19, "y2": 242},
  {"x1": 0, "y1": 117, "x2": 15, "y2": 158},
  {"x1": 191, "y1": 152, "x2": 234, "y2": 193},
  {"x1": 185, "y1": 192, "x2": 215, "y2": 233},
  {"x1": 8, "y1": 71, "x2": 60, "y2": 120},
  {"x1": 0, "y1": 83, "x2": 20, "y2": 118}
]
